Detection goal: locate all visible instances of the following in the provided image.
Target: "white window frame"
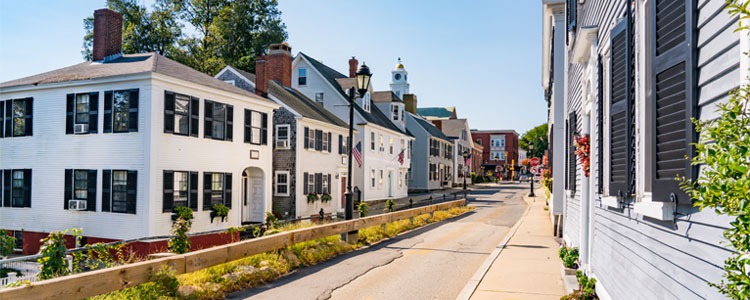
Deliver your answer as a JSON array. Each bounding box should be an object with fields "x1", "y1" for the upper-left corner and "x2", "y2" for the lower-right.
[
  {"x1": 298, "y1": 68, "x2": 307, "y2": 86},
  {"x1": 371, "y1": 169, "x2": 376, "y2": 188},
  {"x1": 223, "y1": 80, "x2": 235, "y2": 86},
  {"x1": 322, "y1": 132, "x2": 329, "y2": 152},
  {"x1": 315, "y1": 92, "x2": 324, "y2": 103},
  {"x1": 379, "y1": 169, "x2": 383, "y2": 189},
  {"x1": 275, "y1": 124, "x2": 290, "y2": 149},
  {"x1": 274, "y1": 171, "x2": 290, "y2": 196}
]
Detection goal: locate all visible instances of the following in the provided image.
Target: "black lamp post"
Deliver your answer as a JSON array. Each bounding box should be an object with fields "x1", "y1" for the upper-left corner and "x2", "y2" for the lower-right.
[
  {"x1": 345, "y1": 63, "x2": 371, "y2": 226},
  {"x1": 528, "y1": 143, "x2": 536, "y2": 197},
  {"x1": 462, "y1": 150, "x2": 470, "y2": 191}
]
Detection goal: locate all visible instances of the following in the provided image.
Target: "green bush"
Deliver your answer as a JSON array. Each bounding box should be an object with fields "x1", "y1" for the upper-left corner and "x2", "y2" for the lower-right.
[
  {"x1": 558, "y1": 245, "x2": 579, "y2": 269},
  {"x1": 0, "y1": 231, "x2": 16, "y2": 257},
  {"x1": 307, "y1": 193, "x2": 319, "y2": 203},
  {"x1": 320, "y1": 193, "x2": 332, "y2": 203},
  {"x1": 212, "y1": 203, "x2": 230, "y2": 218},
  {"x1": 357, "y1": 202, "x2": 369, "y2": 218},
  {"x1": 384, "y1": 199, "x2": 395, "y2": 212},
  {"x1": 38, "y1": 228, "x2": 81, "y2": 280},
  {"x1": 561, "y1": 270, "x2": 598, "y2": 300},
  {"x1": 168, "y1": 206, "x2": 193, "y2": 254}
]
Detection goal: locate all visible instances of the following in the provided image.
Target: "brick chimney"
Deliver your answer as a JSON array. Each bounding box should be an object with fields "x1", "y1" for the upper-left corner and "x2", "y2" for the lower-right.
[
  {"x1": 403, "y1": 94, "x2": 418, "y2": 114},
  {"x1": 349, "y1": 56, "x2": 359, "y2": 78},
  {"x1": 255, "y1": 43, "x2": 292, "y2": 96},
  {"x1": 93, "y1": 9, "x2": 123, "y2": 61}
]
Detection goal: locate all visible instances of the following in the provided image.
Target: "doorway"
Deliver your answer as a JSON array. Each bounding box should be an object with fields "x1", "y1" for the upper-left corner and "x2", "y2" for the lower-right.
[
  {"x1": 242, "y1": 167, "x2": 265, "y2": 223},
  {"x1": 388, "y1": 171, "x2": 393, "y2": 197}
]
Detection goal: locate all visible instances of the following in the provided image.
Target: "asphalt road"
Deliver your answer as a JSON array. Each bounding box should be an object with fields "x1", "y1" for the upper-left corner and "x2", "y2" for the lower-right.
[{"x1": 227, "y1": 183, "x2": 529, "y2": 300}]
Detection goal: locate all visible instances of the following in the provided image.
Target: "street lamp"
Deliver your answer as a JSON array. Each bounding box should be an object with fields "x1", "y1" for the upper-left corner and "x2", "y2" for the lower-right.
[
  {"x1": 462, "y1": 150, "x2": 470, "y2": 191},
  {"x1": 528, "y1": 143, "x2": 536, "y2": 197},
  {"x1": 345, "y1": 63, "x2": 372, "y2": 225}
]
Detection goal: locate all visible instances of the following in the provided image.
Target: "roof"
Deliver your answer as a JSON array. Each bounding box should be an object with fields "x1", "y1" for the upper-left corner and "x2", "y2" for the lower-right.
[
  {"x1": 417, "y1": 107, "x2": 455, "y2": 119},
  {"x1": 299, "y1": 52, "x2": 411, "y2": 137},
  {"x1": 438, "y1": 119, "x2": 470, "y2": 139},
  {"x1": 470, "y1": 129, "x2": 520, "y2": 136},
  {"x1": 267, "y1": 80, "x2": 348, "y2": 129},
  {"x1": 232, "y1": 67, "x2": 256, "y2": 84},
  {"x1": 0, "y1": 53, "x2": 271, "y2": 103},
  {"x1": 372, "y1": 91, "x2": 401, "y2": 103},
  {"x1": 411, "y1": 114, "x2": 451, "y2": 142}
]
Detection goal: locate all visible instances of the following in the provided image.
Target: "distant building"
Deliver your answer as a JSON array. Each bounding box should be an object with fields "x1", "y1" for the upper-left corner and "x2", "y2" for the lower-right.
[
  {"x1": 470, "y1": 130, "x2": 519, "y2": 179},
  {"x1": 419, "y1": 107, "x2": 475, "y2": 186},
  {"x1": 404, "y1": 112, "x2": 454, "y2": 192},
  {"x1": 0, "y1": 9, "x2": 278, "y2": 255}
]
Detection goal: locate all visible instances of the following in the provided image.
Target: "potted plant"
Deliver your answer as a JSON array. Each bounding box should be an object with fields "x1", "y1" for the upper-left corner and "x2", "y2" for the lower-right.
[
  {"x1": 211, "y1": 203, "x2": 230, "y2": 223},
  {"x1": 559, "y1": 245, "x2": 580, "y2": 275},
  {"x1": 307, "y1": 193, "x2": 319, "y2": 203},
  {"x1": 0, "y1": 231, "x2": 16, "y2": 259},
  {"x1": 320, "y1": 193, "x2": 332, "y2": 203},
  {"x1": 171, "y1": 206, "x2": 193, "y2": 222}
]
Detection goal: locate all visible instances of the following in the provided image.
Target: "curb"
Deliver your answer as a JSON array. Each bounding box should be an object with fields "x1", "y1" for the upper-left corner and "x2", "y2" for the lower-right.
[{"x1": 454, "y1": 192, "x2": 537, "y2": 300}]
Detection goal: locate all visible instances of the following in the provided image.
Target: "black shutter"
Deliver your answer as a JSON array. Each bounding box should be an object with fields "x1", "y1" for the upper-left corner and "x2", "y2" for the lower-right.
[
  {"x1": 565, "y1": 0, "x2": 577, "y2": 44},
  {"x1": 597, "y1": 56, "x2": 604, "y2": 194},
  {"x1": 303, "y1": 172, "x2": 309, "y2": 194},
  {"x1": 327, "y1": 174, "x2": 331, "y2": 194},
  {"x1": 304, "y1": 127, "x2": 310, "y2": 149},
  {"x1": 103, "y1": 91, "x2": 113, "y2": 133},
  {"x1": 205, "y1": 101, "x2": 213, "y2": 138},
  {"x1": 608, "y1": 18, "x2": 633, "y2": 198},
  {"x1": 102, "y1": 170, "x2": 111, "y2": 212},
  {"x1": 315, "y1": 130, "x2": 322, "y2": 151},
  {"x1": 164, "y1": 91, "x2": 175, "y2": 133},
  {"x1": 128, "y1": 89, "x2": 139, "y2": 132},
  {"x1": 126, "y1": 171, "x2": 137, "y2": 214},
  {"x1": 226, "y1": 105, "x2": 233, "y2": 141},
  {"x1": 190, "y1": 96, "x2": 200, "y2": 137},
  {"x1": 315, "y1": 173, "x2": 322, "y2": 194},
  {"x1": 0, "y1": 100, "x2": 4, "y2": 138},
  {"x1": 87, "y1": 170, "x2": 97, "y2": 211},
  {"x1": 64, "y1": 169, "x2": 72, "y2": 209},
  {"x1": 652, "y1": 0, "x2": 694, "y2": 202},
  {"x1": 2, "y1": 170, "x2": 10, "y2": 207},
  {"x1": 327, "y1": 132, "x2": 332, "y2": 153},
  {"x1": 244, "y1": 109, "x2": 251, "y2": 143},
  {"x1": 4, "y1": 101, "x2": 11, "y2": 137},
  {"x1": 189, "y1": 171, "x2": 198, "y2": 210},
  {"x1": 204, "y1": 173, "x2": 212, "y2": 210},
  {"x1": 88, "y1": 92, "x2": 99, "y2": 133},
  {"x1": 224, "y1": 173, "x2": 232, "y2": 208},
  {"x1": 22, "y1": 169, "x2": 31, "y2": 207},
  {"x1": 261, "y1": 113, "x2": 268, "y2": 145},
  {"x1": 66, "y1": 94, "x2": 75, "y2": 134},
  {"x1": 163, "y1": 170, "x2": 174, "y2": 212},
  {"x1": 24, "y1": 98, "x2": 32, "y2": 136},
  {"x1": 338, "y1": 134, "x2": 343, "y2": 154}
]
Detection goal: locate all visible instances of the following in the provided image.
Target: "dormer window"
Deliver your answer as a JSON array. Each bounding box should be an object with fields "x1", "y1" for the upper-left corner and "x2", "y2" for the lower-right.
[
  {"x1": 298, "y1": 68, "x2": 307, "y2": 86},
  {"x1": 315, "y1": 92, "x2": 324, "y2": 103},
  {"x1": 362, "y1": 93, "x2": 371, "y2": 112},
  {"x1": 392, "y1": 105, "x2": 399, "y2": 121}
]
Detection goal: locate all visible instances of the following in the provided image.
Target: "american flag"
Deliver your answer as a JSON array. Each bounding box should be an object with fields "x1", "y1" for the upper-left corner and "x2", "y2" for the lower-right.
[
  {"x1": 397, "y1": 149, "x2": 405, "y2": 165},
  {"x1": 353, "y1": 141, "x2": 362, "y2": 167},
  {"x1": 465, "y1": 153, "x2": 472, "y2": 165}
]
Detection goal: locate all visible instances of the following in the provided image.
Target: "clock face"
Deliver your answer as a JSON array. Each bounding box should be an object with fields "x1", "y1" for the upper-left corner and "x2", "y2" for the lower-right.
[{"x1": 394, "y1": 73, "x2": 401, "y2": 80}]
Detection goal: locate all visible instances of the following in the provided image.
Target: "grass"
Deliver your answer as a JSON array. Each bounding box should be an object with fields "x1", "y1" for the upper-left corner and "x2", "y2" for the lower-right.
[{"x1": 88, "y1": 205, "x2": 473, "y2": 300}]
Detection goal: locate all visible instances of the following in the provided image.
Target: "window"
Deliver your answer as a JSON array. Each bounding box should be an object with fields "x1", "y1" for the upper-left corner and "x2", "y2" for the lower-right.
[
  {"x1": 315, "y1": 92, "x2": 324, "y2": 103},
  {"x1": 244, "y1": 109, "x2": 267, "y2": 145},
  {"x1": 224, "y1": 80, "x2": 235, "y2": 86},
  {"x1": 203, "y1": 172, "x2": 232, "y2": 210},
  {"x1": 205, "y1": 100, "x2": 233, "y2": 141},
  {"x1": 476, "y1": 138, "x2": 482, "y2": 145},
  {"x1": 298, "y1": 68, "x2": 307, "y2": 85},
  {"x1": 399, "y1": 171, "x2": 403, "y2": 188},
  {"x1": 275, "y1": 171, "x2": 290, "y2": 196},
  {"x1": 322, "y1": 131, "x2": 329, "y2": 152},
  {"x1": 101, "y1": 170, "x2": 136, "y2": 214},
  {"x1": 162, "y1": 170, "x2": 197, "y2": 212},
  {"x1": 275, "y1": 124, "x2": 290, "y2": 149},
  {"x1": 371, "y1": 132, "x2": 376, "y2": 150},
  {"x1": 408, "y1": 141, "x2": 412, "y2": 158},
  {"x1": 66, "y1": 93, "x2": 99, "y2": 134},
  {"x1": 389, "y1": 137, "x2": 393, "y2": 154},
  {"x1": 75, "y1": 94, "x2": 90, "y2": 125},
  {"x1": 379, "y1": 170, "x2": 383, "y2": 189},
  {"x1": 371, "y1": 169, "x2": 376, "y2": 188},
  {"x1": 392, "y1": 105, "x2": 399, "y2": 121},
  {"x1": 2, "y1": 170, "x2": 31, "y2": 208},
  {"x1": 362, "y1": 93, "x2": 371, "y2": 112},
  {"x1": 322, "y1": 174, "x2": 329, "y2": 194},
  {"x1": 379, "y1": 134, "x2": 384, "y2": 152},
  {"x1": 104, "y1": 89, "x2": 138, "y2": 133},
  {"x1": 304, "y1": 172, "x2": 316, "y2": 194},
  {"x1": 164, "y1": 92, "x2": 199, "y2": 137},
  {"x1": 64, "y1": 169, "x2": 96, "y2": 211},
  {"x1": 2, "y1": 98, "x2": 33, "y2": 137}
]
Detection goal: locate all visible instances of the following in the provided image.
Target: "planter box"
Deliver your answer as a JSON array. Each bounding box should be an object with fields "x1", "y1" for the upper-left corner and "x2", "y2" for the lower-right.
[{"x1": 561, "y1": 265, "x2": 579, "y2": 294}]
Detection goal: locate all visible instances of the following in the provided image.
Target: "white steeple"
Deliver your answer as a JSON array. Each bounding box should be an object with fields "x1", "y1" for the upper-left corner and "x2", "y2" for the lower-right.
[{"x1": 390, "y1": 57, "x2": 409, "y2": 100}]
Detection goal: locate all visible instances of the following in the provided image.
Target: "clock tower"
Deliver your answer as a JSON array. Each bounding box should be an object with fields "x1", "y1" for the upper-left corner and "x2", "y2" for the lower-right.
[{"x1": 390, "y1": 58, "x2": 409, "y2": 100}]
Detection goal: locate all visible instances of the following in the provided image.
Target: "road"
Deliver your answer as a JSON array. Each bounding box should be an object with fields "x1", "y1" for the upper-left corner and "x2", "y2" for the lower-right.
[{"x1": 228, "y1": 183, "x2": 530, "y2": 300}]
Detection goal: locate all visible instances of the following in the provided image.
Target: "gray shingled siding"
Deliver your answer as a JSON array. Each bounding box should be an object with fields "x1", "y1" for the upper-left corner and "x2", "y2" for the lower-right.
[
  {"x1": 563, "y1": 1, "x2": 737, "y2": 299},
  {"x1": 216, "y1": 69, "x2": 256, "y2": 94},
  {"x1": 272, "y1": 107, "x2": 297, "y2": 217}
]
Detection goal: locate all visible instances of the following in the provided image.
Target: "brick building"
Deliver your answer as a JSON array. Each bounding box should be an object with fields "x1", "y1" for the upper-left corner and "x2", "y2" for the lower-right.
[{"x1": 470, "y1": 130, "x2": 519, "y2": 179}]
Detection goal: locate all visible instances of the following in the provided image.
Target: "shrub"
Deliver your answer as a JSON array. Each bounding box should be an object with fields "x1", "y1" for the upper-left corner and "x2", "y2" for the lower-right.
[
  {"x1": 320, "y1": 193, "x2": 332, "y2": 203},
  {"x1": 561, "y1": 270, "x2": 598, "y2": 300},
  {"x1": 357, "y1": 202, "x2": 369, "y2": 218},
  {"x1": 307, "y1": 193, "x2": 319, "y2": 203},
  {"x1": 168, "y1": 206, "x2": 193, "y2": 254},
  {"x1": 212, "y1": 203, "x2": 230, "y2": 218},
  {"x1": 38, "y1": 228, "x2": 81, "y2": 280},
  {"x1": 384, "y1": 199, "x2": 395, "y2": 212},
  {"x1": 558, "y1": 245, "x2": 579, "y2": 269},
  {"x1": 266, "y1": 211, "x2": 279, "y2": 228},
  {"x1": 0, "y1": 231, "x2": 16, "y2": 257}
]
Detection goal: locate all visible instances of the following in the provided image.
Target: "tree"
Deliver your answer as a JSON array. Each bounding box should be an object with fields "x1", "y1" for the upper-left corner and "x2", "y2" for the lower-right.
[
  {"x1": 519, "y1": 124, "x2": 548, "y2": 158},
  {"x1": 82, "y1": 0, "x2": 287, "y2": 76}
]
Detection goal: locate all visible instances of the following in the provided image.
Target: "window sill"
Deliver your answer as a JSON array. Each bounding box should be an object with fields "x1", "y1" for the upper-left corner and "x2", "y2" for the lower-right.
[
  {"x1": 633, "y1": 200, "x2": 674, "y2": 221},
  {"x1": 600, "y1": 196, "x2": 620, "y2": 209}
]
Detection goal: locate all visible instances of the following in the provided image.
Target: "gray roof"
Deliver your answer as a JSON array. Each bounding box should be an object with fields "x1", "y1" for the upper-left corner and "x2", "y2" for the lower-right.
[
  {"x1": 413, "y1": 115, "x2": 451, "y2": 142},
  {"x1": 0, "y1": 53, "x2": 272, "y2": 103},
  {"x1": 268, "y1": 80, "x2": 348, "y2": 129},
  {"x1": 438, "y1": 119, "x2": 470, "y2": 139},
  {"x1": 298, "y1": 52, "x2": 412, "y2": 137},
  {"x1": 232, "y1": 67, "x2": 256, "y2": 84}
]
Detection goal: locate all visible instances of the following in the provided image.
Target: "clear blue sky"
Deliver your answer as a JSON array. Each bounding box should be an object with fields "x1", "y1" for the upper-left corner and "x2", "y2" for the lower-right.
[{"x1": 0, "y1": 1, "x2": 546, "y2": 134}]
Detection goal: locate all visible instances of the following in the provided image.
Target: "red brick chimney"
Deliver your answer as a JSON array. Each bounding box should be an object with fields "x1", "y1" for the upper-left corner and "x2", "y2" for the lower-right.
[
  {"x1": 255, "y1": 43, "x2": 292, "y2": 96},
  {"x1": 349, "y1": 56, "x2": 359, "y2": 78},
  {"x1": 93, "y1": 9, "x2": 123, "y2": 61}
]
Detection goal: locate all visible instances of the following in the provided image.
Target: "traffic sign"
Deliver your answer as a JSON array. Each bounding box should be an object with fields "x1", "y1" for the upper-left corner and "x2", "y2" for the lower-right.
[
  {"x1": 531, "y1": 157, "x2": 540, "y2": 167},
  {"x1": 531, "y1": 166, "x2": 539, "y2": 175}
]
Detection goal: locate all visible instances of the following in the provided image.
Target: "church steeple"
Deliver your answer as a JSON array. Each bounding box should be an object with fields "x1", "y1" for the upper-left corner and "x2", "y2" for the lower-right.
[{"x1": 390, "y1": 57, "x2": 409, "y2": 100}]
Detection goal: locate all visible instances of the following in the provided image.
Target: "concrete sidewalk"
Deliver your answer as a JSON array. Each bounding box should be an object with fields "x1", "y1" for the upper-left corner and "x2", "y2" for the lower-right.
[{"x1": 459, "y1": 188, "x2": 565, "y2": 300}]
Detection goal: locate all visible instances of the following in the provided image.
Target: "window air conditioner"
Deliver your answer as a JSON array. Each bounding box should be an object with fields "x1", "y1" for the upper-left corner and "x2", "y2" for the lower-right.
[
  {"x1": 74, "y1": 124, "x2": 89, "y2": 134},
  {"x1": 276, "y1": 140, "x2": 289, "y2": 148},
  {"x1": 69, "y1": 199, "x2": 87, "y2": 211}
]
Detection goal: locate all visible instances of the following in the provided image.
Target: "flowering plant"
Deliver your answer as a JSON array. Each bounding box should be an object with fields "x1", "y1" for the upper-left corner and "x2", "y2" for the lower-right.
[
  {"x1": 521, "y1": 158, "x2": 532, "y2": 167},
  {"x1": 574, "y1": 134, "x2": 591, "y2": 177}
]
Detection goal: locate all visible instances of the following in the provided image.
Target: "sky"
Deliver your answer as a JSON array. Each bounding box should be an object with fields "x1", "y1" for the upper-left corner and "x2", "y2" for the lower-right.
[{"x1": 0, "y1": 0, "x2": 546, "y2": 134}]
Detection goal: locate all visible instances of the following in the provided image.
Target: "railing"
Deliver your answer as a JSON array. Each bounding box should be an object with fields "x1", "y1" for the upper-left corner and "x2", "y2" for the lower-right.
[
  {"x1": 0, "y1": 256, "x2": 42, "y2": 289},
  {"x1": 0, "y1": 199, "x2": 466, "y2": 300}
]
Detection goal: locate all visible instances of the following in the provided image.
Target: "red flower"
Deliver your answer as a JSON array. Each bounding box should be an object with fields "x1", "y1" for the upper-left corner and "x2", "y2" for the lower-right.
[{"x1": 574, "y1": 135, "x2": 591, "y2": 177}]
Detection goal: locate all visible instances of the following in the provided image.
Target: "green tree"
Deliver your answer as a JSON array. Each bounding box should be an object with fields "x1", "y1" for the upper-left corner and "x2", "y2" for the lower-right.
[{"x1": 519, "y1": 124, "x2": 548, "y2": 158}]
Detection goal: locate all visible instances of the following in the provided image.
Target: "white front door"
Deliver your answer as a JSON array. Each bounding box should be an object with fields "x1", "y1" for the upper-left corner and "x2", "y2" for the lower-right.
[{"x1": 243, "y1": 177, "x2": 265, "y2": 223}]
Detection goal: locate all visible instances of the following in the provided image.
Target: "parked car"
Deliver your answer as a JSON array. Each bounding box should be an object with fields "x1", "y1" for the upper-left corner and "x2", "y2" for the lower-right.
[{"x1": 519, "y1": 174, "x2": 532, "y2": 182}]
